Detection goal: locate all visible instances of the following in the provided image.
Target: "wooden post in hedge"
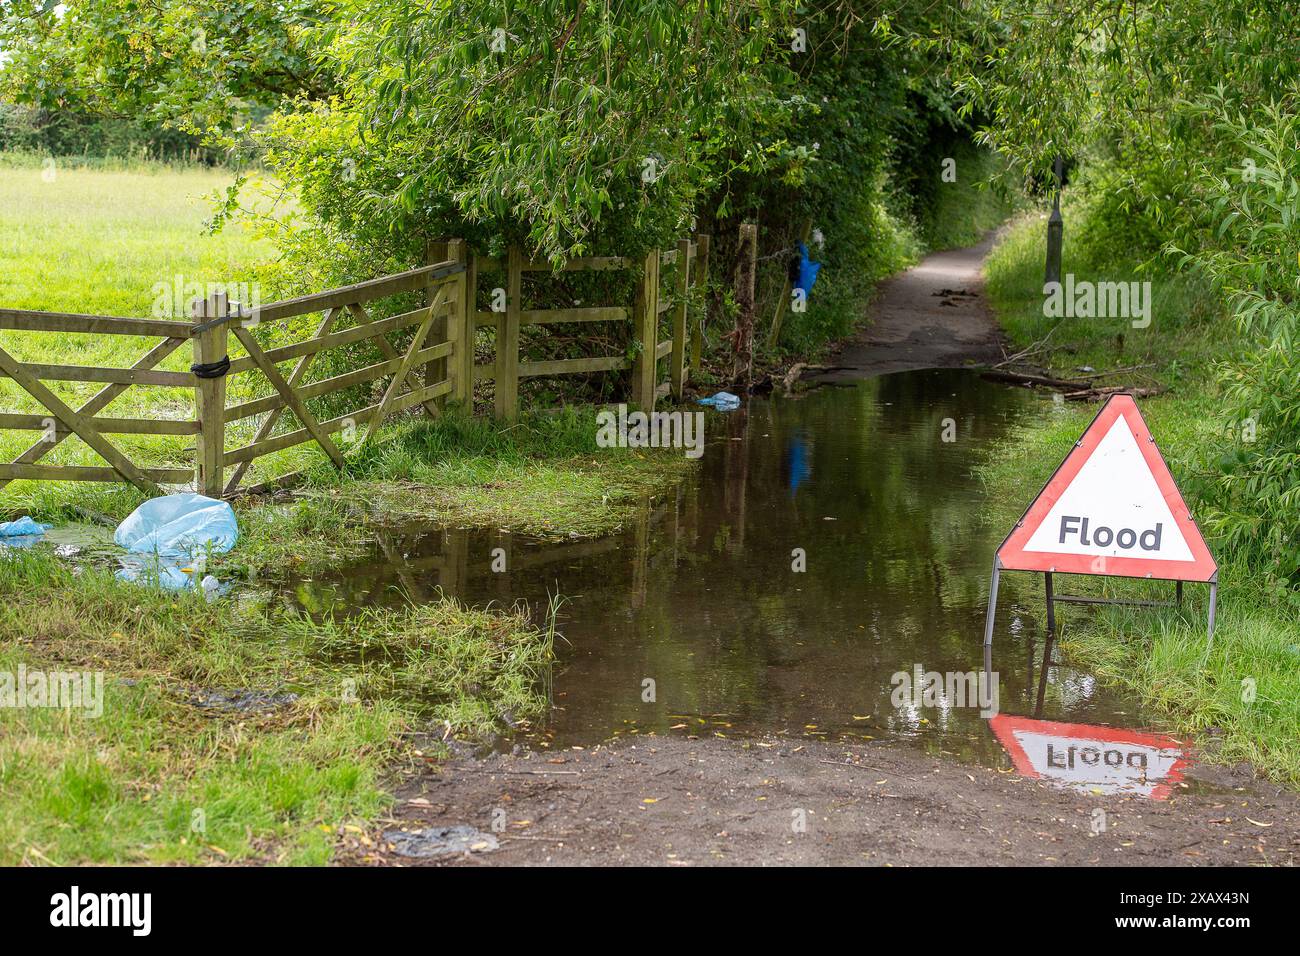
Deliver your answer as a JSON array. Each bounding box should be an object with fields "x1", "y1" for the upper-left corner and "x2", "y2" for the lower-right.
[
  {"x1": 631, "y1": 249, "x2": 660, "y2": 409},
  {"x1": 767, "y1": 218, "x2": 812, "y2": 351},
  {"x1": 459, "y1": 244, "x2": 477, "y2": 408},
  {"x1": 191, "y1": 291, "x2": 229, "y2": 497},
  {"x1": 732, "y1": 222, "x2": 758, "y2": 389},
  {"x1": 494, "y1": 245, "x2": 523, "y2": 421},
  {"x1": 441, "y1": 239, "x2": 471, "y2": 407},
  {"x1": 690, "y1": 233, "x2": 710, "y2": 374},
  {"x1": 670, "y1": 238, "x2": 691, "y2": 398},
  {"x1": 424, "y1": 240, "x2": 449, "y2": 415}
]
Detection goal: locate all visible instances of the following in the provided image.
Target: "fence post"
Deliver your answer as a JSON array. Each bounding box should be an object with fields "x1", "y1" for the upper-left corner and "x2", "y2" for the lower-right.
[
  {"x1": 494, "y1": 245, "x2": 522, "y2": 421},
  {"x1": 690, "y1": 233, "x2": 710, "y2": 374},
  {"x1": 457, "y1": 242, "x2": 476, "y2": 409},
  {"x1": 631, "y1": 249, "x2": 659, "y2": 409},
  {"x1": 439, "y1": 239, "x2": 469, "y2": 408},
  {"x1": 670, "y1": 238, "x2": 691, "y2": 398},
  {"x1": 191, "y1": 291, "x2": 228, "y2": 497},
  {"x1": 732, "y1": 223, "x2": 758, "y2": 389},
  {"x1": 424, "y1": 240, "x2": 449, "y2": 416},
  {"x1": 767, "y1": 218, "x2": 811, "y2": 351}
]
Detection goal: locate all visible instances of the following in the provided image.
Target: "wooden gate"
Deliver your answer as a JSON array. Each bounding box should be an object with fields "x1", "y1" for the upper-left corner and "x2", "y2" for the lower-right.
[
  {"x1": 0, "y1": 234, "x2": 709, "y2": 499},
  {"x1": 0, "y1": 310, "x2": 198, "y2": 495}
]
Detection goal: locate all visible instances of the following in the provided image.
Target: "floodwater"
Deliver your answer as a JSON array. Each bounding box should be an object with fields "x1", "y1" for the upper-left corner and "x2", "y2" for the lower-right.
[{"x1": 279, "y1": 368, "x2": 1167, "y2": 780}]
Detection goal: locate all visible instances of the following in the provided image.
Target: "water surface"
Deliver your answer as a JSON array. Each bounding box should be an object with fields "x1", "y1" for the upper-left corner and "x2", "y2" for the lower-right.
[{"x1": 280, "y1": 369, "x2": 1156, "y2": 771}]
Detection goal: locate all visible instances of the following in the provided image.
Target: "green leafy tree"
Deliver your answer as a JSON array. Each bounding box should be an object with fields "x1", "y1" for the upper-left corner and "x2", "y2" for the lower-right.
[
  {"x1": 265, "y1": 0, "x2": 800, "y2": 264},
  {"x1": 0, "y1": 0, "x2": 331, "y2": 140}
]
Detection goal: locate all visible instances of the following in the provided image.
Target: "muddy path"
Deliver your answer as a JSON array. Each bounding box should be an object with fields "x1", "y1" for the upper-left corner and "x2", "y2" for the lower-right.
[
  {"x1": 334, "y1": 235, "x2": 1298, "y2": 867},
  {"x1": 809, "y1": 231, "x2": 1006, "y2": 382},
  {"x1": 346, "y1": 737, "x2": 1300, "y2": 866}
]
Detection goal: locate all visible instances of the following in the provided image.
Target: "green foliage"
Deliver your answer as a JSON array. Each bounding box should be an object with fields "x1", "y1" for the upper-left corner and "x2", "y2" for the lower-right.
[
  {"x1": 1174, "y1": 99, "x2": 1300, "y2": 593},
  {"x1": 0, "y1": 0, "x2": 329, "y2": 142},
  {"x1": 950, "y1": 0, "x2": 1300, "y2": 595},
  {"x1": 266, "y1": 0, "x2": 799, "y2": 264},
  {"x1": 3, "y1": 1, "x2": 1013, "y2": 372},
  {"x1": 0, "y1": 103, "x2": 211, "y2": 162}
]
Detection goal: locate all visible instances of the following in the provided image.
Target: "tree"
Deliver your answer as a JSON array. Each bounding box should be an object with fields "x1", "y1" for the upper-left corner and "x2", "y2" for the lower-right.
[
  {"x1": 263, "y1": 0, "x2": 800, "y2": 263},
  {"x1": 0, "y1": 0, "x2": 331, "y2": 142}
]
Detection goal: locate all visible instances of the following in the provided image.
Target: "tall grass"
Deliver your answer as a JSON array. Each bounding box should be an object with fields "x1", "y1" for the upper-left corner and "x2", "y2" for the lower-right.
[{"x1": 980, "y1": 209, "x2": 1300, "y2": 786}]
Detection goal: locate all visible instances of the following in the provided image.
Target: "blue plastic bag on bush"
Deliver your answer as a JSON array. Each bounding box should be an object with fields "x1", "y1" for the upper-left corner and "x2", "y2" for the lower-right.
[
  {"x1": 114, "y1": 493, "x2": 238, "y2": 561},
  {"x1": 795, "y1": 241, "x2": 821, "y2": 297}
]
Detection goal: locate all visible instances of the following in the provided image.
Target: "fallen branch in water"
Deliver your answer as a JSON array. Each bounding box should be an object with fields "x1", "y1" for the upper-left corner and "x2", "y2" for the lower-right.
[
  {"x1": 1064, "y1": 385, "x2": 1164, "y2": 402},
  {"x1": 981, "y1": 368, "x2": 1091, "y2": 390}
]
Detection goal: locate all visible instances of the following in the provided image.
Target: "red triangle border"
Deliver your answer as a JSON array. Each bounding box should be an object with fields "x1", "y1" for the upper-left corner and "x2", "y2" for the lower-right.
[
  {"x1": 996, "y1": 394, "x2": 1217, "y2": 582},
  {"x1": 989, "y1": 714, "x2": 1190, "y2": 801}
]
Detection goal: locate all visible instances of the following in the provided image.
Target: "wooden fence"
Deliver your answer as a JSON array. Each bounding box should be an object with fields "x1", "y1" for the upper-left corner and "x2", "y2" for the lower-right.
[{"x1": 0, "y1": 235, "x2": 710, "y2": 498}]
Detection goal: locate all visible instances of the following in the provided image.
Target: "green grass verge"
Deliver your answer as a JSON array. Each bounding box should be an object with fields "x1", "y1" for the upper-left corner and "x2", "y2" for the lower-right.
[
  {"x1": 980, "y1": 205, "x2": 1300, "y2": 787},
  {"x1": 0, "y1": 547, "x2": 556, "y2": 865}
]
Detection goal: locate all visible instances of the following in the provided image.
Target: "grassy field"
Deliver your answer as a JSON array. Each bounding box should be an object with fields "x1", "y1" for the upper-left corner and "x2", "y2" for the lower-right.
[
  {"x1": 0, "y1": 158, "x2": 277, "y2": 483},
  {"x1": 979, "y1": 206, "x2": 1300, "y2": 787},
  {"x1": 0, "y1": 156, "x2": 271, "y2": 318},
  {"x1": 0, "y1": 157, "x2": 696, "y2": 864}
]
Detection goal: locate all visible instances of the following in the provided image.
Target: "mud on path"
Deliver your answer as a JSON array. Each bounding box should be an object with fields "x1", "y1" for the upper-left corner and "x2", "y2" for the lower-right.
[
  {"x1": 809, "y1": 231, "x2": 1006, "y2": 382},
  {"x1": 345, "y1": 736, "x2": 1300, "y2": 867}
]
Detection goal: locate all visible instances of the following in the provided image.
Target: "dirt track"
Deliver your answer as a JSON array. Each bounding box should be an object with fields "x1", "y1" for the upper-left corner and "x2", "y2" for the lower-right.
[
  {"x1": 809, "y1": 232, "x2": 1006, "y2": 382},
  {"x1": 347, "y1": 735, "x2": 1300, "y2": 867}
]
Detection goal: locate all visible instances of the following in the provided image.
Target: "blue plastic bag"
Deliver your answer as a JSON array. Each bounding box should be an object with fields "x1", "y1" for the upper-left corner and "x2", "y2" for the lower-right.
[
  {"x1": 115, "y1": 558, "x2": 226, "y2": 598},
  {"x1": 796, "y1": 242, "x2": 821, "y2": 297},
  {"x1": 114, "y1": 493, "x2": 238, "y2": 561},
  {"x1": 697, "y1": 391, "x2": 741, "y2": 411},
  {"x1": 0, "y1": 516, "x2": 51, "y2": 537}
]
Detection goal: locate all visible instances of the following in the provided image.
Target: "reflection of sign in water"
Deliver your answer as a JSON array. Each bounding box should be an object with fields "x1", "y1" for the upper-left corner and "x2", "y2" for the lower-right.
[{"x1": 989, "y1": 715, "x2": 1188, "y2": 800}]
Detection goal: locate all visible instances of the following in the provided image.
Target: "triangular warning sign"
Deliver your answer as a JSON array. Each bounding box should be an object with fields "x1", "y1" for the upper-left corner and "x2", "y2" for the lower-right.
[{"x1": 997, "y1": 394, "x2": 1216, "y2": 581}]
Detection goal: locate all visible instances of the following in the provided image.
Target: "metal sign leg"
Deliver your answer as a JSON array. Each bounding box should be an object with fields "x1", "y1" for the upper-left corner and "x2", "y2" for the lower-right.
[
  {"x1": 1207, "y1": 581, "x2": 1218, "y2": 650},
  {"x1": 984, "y1": 563, "x2": 1001, "y2": 647},
  {"x1": 1044, "y1": 571, "x2": 1056, "y2": 634}
]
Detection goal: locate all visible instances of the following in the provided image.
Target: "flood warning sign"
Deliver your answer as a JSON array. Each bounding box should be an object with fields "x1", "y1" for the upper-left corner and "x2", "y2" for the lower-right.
[{"x1": 997, "y1": 394, "x2": 1216, "y2": 581}]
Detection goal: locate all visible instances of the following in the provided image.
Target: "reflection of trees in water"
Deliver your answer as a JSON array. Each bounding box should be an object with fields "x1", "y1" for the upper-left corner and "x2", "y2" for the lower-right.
[
  {"x1": 618, "y1": 371, "x2": 1039, "y2": 737},
  {"x1": 282, "y1": 371, "x2": 1137, "y2": 755}
]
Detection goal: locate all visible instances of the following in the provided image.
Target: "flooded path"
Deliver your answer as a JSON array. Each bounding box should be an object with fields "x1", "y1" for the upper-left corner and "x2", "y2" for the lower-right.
[
  {"x1": 286, "y1": 368, "x2": 1152, "y2": 776},
  {"x1": 328, "y1": 239, "x2": 1300, "y2": 867}
]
